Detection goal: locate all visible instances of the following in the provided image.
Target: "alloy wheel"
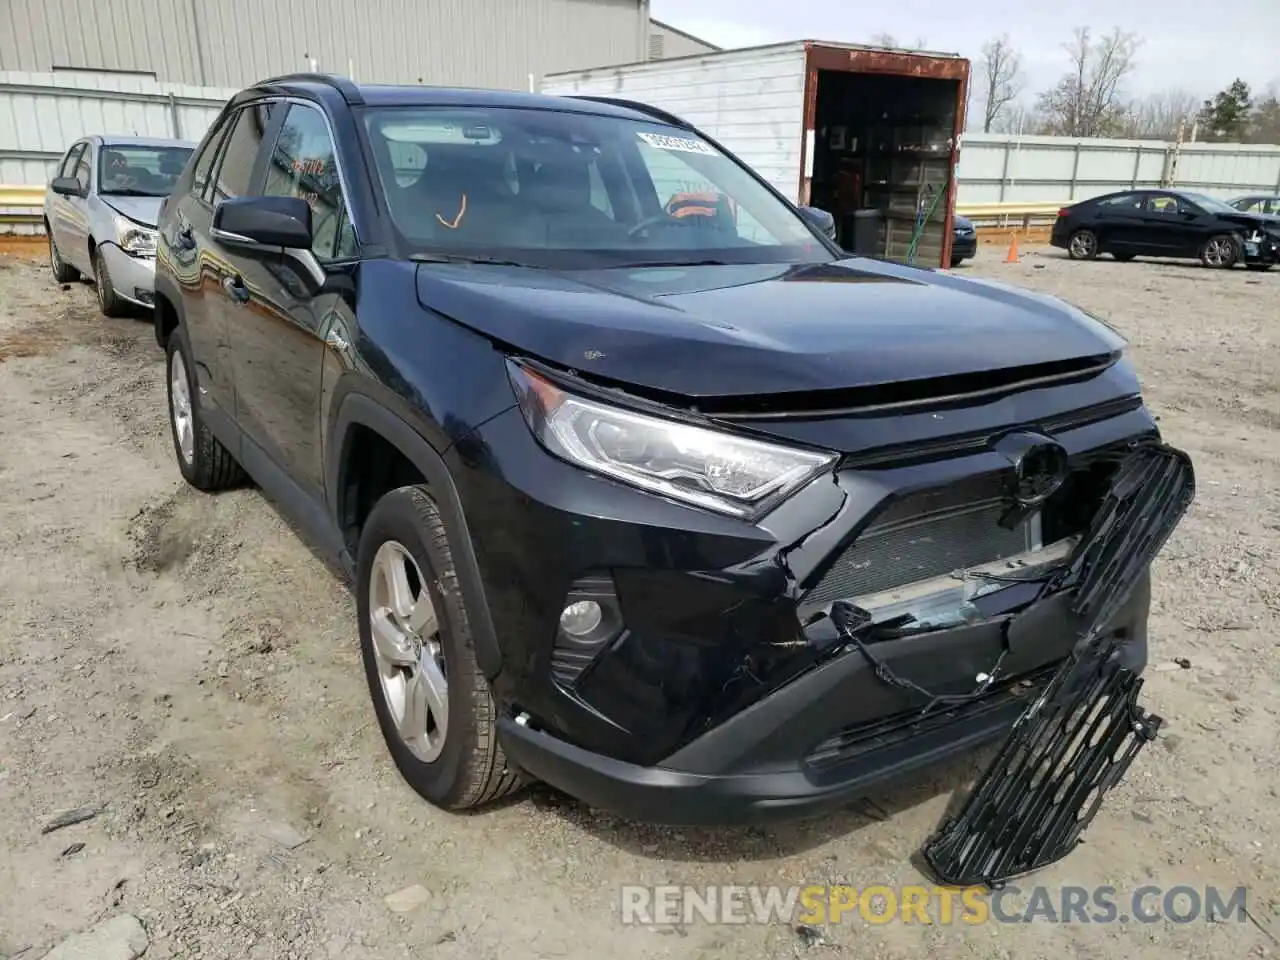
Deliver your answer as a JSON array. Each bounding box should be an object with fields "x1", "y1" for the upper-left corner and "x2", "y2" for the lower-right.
[
  {"x1": 1204, "y1": 237, "x2": 1233, "y2": 267},
  {"x1": 169, "y1": 350, "x2": 195, "y2": 465},
  {"x1": 1070, "y1": 232, "x2": 1095, "y2": 258},
  {"x1": 368, "y1": 540, "x2": 448, "y2": 763}
]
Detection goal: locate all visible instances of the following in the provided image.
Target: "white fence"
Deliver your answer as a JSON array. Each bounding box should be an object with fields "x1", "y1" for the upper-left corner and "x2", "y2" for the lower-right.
[
  {"x1": 957, "y1": 133, "x2": 1280, "y2": 206},
  {"x1": 0, "y1": 70, "x2": 234, "y2": 188},
  {"x1": 4, "y1": 73, "x2": 1280, "y2": 232}
]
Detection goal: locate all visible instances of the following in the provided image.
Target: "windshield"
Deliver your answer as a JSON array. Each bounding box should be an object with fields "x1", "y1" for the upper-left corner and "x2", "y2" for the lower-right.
[
  {"x1": 361, "y1": 106, "x2": 831, "y2": 268},
  {"x1": 1179, "y1": 192, "x2": 1243, "y2": 216},
  {"x1": 98, "y1": 145, "x2": 193, "y2": 197}
]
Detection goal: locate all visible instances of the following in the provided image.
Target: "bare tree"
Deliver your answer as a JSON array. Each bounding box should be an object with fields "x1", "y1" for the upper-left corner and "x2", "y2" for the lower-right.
[
  {"x1": 1121, "y1": 88, "x2": 1200, "y2": 140},
  {"x1": 870, "y1": 32, "x2": 927, "y2": 50},
  {"x1": 1248, "y1": 81, "x2": 1280, "y2": 144},
  {"x1": 992, "y1": 102, "x2": 1038, "y2": 135},
  {"x1": 979, "y1": 35, "x2": 1024, "y2": 133},
  {"x1": 1036, "y1": 27, "x2": 1141, "y2": 137}
]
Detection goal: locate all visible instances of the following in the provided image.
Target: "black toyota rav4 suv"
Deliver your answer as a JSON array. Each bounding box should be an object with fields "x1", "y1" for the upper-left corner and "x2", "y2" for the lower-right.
[{"x1": 154, "y1": 74, "x2": 1189, "y2": 827}]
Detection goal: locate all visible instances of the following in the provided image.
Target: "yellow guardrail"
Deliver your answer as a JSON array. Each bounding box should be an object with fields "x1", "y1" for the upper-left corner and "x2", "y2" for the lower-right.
[
  {"x1": 956, "y1": 202, "x2": 1064, "y2": 228},
  {"x1": 0, "y1": 185, "x2": 45, "y2": 226},
  {"x1": 0, "y1": 185, "x2": 44, "y2": 206}
]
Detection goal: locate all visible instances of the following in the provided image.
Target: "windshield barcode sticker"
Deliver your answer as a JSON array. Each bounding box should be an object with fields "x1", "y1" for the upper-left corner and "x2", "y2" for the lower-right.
[{"x1": 637, "y1": 132, "x2": 716, "y2": 155}]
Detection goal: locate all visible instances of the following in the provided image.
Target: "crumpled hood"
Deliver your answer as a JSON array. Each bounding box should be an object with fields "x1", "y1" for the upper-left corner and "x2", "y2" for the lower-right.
[
  {"x1": 415, "y1": 256, "x2": 1126, "y2": 400},
  {"x1": 101, "y1": 195, "x2": 163, "y2": 228}
]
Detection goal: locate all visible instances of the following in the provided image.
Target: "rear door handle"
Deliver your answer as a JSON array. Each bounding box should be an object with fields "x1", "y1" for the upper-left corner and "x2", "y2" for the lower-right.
[{"x1": 222, "y1": 274, "x2": 250, "y2": 304}]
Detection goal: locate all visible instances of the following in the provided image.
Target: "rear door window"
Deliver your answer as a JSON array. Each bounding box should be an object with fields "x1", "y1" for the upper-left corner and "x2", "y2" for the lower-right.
[
  {"x1": 1096, "y1": 194, "x2": 1142, "y2": 211},
  {"x1": 192, "y1": 111, "x2": 234, "y2": 200},
  {"x1": 208, "y1": 102, "x2": 277, "y2": 204}
]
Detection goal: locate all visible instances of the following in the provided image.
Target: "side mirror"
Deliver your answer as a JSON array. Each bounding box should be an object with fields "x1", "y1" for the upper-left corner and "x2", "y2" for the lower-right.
[
  {"x1": 212, "y1": 196, "x2": 325, "y2": 292},
  {"x1": 798, "y1": 205, "x2": 837, "y2": 241},
  {"x1": 213, "y1": 196, "x2": 313, "y2": 249},
  {"x1": 51, "y1": 177, "x2": 84, "y2": 198}
]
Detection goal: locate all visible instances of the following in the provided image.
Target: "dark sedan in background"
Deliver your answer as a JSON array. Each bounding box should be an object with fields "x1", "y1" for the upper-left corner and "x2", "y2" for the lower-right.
[
  {"x1": 950, "y1": 213, "x2": 976, "y2": 267},
  {"x1": 1050, "y1": 189, "x2": 1280, "y2": 270}
]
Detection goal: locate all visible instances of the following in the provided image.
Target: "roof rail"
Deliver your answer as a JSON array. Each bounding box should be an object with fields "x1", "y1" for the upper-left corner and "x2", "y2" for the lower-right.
[
  {"x1": 255, "y1": 72, "x2": 364, "y2": 105},
  {"x1": 569, "y1": 95, "x2": 691, "y2": 129}
]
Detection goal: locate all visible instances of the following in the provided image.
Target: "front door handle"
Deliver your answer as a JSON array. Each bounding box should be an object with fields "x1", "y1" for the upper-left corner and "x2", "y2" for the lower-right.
[{"x1": 222, "y1": 274, "x2": 250, "y2": 304}]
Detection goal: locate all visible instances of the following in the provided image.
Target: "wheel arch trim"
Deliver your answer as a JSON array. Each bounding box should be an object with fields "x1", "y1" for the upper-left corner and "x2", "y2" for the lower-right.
[
  {"x1": 329, "y1": 391, "x2": 503, "y2": 679},
  {"x1": 153, "y1": 271, "x2": 187, "y2": 347}
]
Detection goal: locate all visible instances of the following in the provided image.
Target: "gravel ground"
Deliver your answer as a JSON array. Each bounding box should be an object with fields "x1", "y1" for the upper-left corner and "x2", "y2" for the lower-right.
[{"x1": 0, "y1": 242, "x2": 1277, "y2": 959}]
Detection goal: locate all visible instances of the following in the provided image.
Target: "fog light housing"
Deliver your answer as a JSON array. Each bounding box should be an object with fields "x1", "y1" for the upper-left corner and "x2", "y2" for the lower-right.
[
  {"x1": 552, "y1": 575, "x2": 625, "y2": 687},
  {"x1": 560, "y1": 600, "x2": 603, "y2": 637}
]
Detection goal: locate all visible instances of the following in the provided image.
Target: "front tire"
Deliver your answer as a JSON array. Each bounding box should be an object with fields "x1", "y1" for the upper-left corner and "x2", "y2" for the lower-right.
[
  {"x1": 1068, "y1": 229, "x2": 1098, "y2": 260},
  {"x1": 357, "y1": 485, "x2": 521, "y2": 811},
  {"x1": 165, "y1": 325, "x2": 244, "y2": 490},
  {"x1": 48, "y1": 227, "x2": 79, "y2": 283},
  {"x1": 94, "y1": 247, "x2": 128, "y2": 317},
  {"x1": 1245, "y1": 262, "x2": 1273, "y2": 272},
  {"x1": 1200, "y1": 234, "x2": 1238, "y2": 269}
]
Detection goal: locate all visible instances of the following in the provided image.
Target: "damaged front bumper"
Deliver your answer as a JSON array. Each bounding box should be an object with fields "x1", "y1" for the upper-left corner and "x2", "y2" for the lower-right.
[
  {"x1": 498, "y1": 569, "x2": 1153, "y2": 824},
  {"x1": 1241, "y1": 227, "x2": 1280, "y2": 265},
  {"x1": 498, "y1": 439, "x2": 1191, "y2": 828}
]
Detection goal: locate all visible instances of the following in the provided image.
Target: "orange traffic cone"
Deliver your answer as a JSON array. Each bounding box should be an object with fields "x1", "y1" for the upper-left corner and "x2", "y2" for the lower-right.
[{"x1": 1005, "y1": 233, "x2": 1020, "y2": 263}]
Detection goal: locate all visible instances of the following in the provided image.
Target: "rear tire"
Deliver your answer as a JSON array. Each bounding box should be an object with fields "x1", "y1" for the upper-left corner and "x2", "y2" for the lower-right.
[
  {"x1": 1068, "y1": 229, "x2": 1098, "y2": 260},
  {"x1": 1199, "y1": 234, "x2": 1238, "y2": 269},
  {"x1": 1245, "y1": 263, "x2": 1273, "y2": 272},
  {"x1": 165, "y1": 325, "x2": 245, "y2": 491},
  {"x1": 94, "y1": 247, "x2": 128, "y2": 317},
  {"x1": 48, "y1": 227, "x2": 79, "y2": 283},
  {"x1": 357, "y1": 485, "x2": 521, "y2": 811}
]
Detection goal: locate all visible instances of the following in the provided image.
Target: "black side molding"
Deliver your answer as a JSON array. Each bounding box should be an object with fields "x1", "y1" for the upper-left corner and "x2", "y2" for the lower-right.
[{"x1": 328, "y1": 392, "x2": 503, "y2": 679}]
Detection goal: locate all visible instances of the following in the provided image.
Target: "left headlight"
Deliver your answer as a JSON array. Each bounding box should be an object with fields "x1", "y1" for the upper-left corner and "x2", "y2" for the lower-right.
[
  {"x1": 507, "y1": 360, "x2": 837, "y2": 518},
  {"x1": 115, "y1": 216, "x2": 157, "y2": 256}
]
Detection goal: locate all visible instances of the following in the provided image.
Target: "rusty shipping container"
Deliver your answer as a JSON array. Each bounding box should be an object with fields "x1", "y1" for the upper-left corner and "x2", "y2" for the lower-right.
[{"x1": 542, "y1": 40, "x2": 971, "y2": 268}]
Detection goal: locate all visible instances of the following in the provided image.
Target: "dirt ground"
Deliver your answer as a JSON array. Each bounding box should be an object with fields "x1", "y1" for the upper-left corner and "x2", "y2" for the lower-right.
[{"x1": 0, "y1": 242, "x2": 1277, "y2": 960}]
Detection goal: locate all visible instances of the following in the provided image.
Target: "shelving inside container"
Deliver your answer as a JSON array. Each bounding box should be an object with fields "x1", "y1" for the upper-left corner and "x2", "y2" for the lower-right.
[{"x1": 809, "y1": 69, "x2": 961, "y2": 267}]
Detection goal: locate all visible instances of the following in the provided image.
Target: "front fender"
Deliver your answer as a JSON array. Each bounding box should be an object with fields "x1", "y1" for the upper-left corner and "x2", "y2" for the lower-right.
[{"x1": 327, "y1": 391, "x2": 504, "y2": 679}]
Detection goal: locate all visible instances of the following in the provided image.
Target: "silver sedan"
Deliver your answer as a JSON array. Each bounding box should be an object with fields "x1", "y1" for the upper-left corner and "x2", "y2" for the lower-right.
[{"x1": 43, "y1": 135, "x2": 195, "y2": 316}]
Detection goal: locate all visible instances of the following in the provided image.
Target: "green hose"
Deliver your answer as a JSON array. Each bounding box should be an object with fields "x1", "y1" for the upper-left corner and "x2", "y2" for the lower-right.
[{"x1": 906, "y1": 186, "x2": 946, "y2": 266}]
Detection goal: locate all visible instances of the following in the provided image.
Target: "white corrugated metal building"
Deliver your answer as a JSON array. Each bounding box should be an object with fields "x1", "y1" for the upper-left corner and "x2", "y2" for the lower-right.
[
  {"x1": 0, "y1": 0, "x2": 652, "y2": 91},
  {"x1": 648, "y1": 19, "x2": 719, "y2": 60}
]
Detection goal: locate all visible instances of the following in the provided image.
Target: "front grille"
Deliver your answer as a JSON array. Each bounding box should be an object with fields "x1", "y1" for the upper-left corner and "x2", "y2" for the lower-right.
[{"x1": 805, "y1": 475, "x2": 1036, "y2": 608}]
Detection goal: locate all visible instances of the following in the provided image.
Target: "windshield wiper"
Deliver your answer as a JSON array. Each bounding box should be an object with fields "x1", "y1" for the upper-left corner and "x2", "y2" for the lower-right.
[
  {"x1": 410, "y1": 252, "x2": 539, "y2": 268},
  {"x1": 102, "y1": 188, "x2": 164, "y2": 197},
  {"x1": 614, "y1": 258, "x2": 734, "y2": 268}
]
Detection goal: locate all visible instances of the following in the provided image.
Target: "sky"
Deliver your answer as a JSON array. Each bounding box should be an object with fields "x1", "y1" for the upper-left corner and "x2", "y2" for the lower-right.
[{"x1": 649, "y1": 0, "x2": 1278, "y2": 107}]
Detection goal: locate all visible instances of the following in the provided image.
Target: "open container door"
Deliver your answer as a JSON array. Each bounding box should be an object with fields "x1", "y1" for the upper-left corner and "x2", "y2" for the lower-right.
[{"x1": 800, "y1": 44, "x2": 969, "y2": 268}]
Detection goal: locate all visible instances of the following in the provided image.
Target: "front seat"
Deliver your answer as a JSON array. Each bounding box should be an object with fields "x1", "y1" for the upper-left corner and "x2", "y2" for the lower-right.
[
  {"x1": 521, "y1": 157, "x2": 624, "y2": 246},
  {"x1": 406, "y1": 150, "x2": 520, "y2": 245}
]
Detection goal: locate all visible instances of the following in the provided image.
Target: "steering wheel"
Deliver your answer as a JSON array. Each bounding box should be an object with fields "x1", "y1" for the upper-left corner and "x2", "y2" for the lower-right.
[{"x1": 627, "y1": 212, "x2": 701, "y2": 238}]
